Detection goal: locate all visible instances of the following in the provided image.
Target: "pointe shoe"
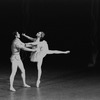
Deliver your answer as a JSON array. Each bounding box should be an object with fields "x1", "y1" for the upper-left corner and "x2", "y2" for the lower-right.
[
  {"x1": 36, "y1": 80, "x2": 40, "y2": 88},
  {"x1": 65, "y1": 51, "x2": 70, "y2": 54},
  {"x1": 10, "y1": 87, "x2": 16, "y2": 92},
  {"x1": 24, "y1": 84, "x2": 31, "y2": 88}
]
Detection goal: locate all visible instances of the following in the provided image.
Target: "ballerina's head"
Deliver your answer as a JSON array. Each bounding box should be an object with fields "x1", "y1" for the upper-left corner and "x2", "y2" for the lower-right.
[{"x1": 36, "y1": 31, "x2": 45, "y2": 38}]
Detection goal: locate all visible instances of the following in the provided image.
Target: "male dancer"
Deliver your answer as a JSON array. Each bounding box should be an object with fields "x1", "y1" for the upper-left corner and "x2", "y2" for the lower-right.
[
  {"x1": 22, "y1": 32, "x2": 70, "y2": 87},
  {"x1": 10, "y1": 31, "x2": 37, "y2": 91}
]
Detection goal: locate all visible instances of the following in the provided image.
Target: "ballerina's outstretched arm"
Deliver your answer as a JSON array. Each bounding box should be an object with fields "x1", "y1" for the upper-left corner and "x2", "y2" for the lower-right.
[
  {"x1": 22, "y1": 33, "x2": 39, "y2": 47},
  {"x1": 22, "y1": 33, "x2": 36, "y2": 41}
]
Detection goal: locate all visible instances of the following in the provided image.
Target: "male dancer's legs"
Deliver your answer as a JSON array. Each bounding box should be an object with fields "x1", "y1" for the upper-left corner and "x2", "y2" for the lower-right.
[
  {"x1": 18, "y1": 60, "x2": 30, "y2": 88},
  {"x1": 10, "y1": 59, "x2": 30, "y2": 91},
  {"x1": 10, "y1": 60, "x2": 18, "y2": 91}
]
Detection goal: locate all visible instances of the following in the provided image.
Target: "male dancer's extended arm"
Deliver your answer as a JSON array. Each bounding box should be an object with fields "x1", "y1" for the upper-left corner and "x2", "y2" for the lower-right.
[
  {"x1": 17, "y1": 39, "x2": 37, "y2": 52},
  {"x1": 22, "y1": 46, "x2": 37, "y2": 52},
  {"x1": 25, "y1": 41, "x2": 39, "y2": 46}
]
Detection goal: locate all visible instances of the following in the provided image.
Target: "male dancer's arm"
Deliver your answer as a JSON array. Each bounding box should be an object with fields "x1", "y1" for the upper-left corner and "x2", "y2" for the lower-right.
[
  {"x1": 22, "y1": 46, "x2": 37, "y2": 52},
  {"x1": 25, "y1": 41, "x2": 39, "y2": 46},
  {"x1": 16, "y1": 39, "x2": 37, "y2": 52}
]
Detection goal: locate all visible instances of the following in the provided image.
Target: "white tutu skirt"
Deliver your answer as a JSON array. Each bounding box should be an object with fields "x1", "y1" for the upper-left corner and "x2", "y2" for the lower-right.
[{"x1": 30, "y1": 51, "x2": 47, "y2": 62}]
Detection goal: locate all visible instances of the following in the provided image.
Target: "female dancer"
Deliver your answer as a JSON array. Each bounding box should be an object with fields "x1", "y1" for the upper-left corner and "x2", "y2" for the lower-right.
[{"x1": 22, "y1": 32, "x2": 70, "y2": 87}]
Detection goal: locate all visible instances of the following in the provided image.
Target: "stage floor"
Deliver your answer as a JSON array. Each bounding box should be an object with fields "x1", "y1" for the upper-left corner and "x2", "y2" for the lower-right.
[{"x1": 0, "y1": 66, "x2": 100, "y2": 100}]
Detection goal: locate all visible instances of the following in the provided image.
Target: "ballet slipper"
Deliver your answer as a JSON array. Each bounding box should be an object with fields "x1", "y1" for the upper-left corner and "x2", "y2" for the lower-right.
[
  {"x1": 24, "y1": 84, "x2": 31, "y2": 88},
  {"x1": 36, "y1": 80, "x2": 40, "y2": 88},
  {"x1": 10, "y1": 87, "x2": 16, "y2": 92}
]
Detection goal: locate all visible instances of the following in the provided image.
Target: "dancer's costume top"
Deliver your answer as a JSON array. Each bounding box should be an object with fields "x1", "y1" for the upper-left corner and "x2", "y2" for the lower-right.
[
  {"x1": 30, "y1": 40, "x2": 48, "y2": 62},
  {"x1": 10, "y1": 38, "x2": 24, "y2": 61}
]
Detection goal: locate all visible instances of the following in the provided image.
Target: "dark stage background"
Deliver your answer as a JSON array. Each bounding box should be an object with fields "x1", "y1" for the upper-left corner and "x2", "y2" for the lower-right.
[{"x1": 0, "y1": 0, "x2": 100, "y2": 73}]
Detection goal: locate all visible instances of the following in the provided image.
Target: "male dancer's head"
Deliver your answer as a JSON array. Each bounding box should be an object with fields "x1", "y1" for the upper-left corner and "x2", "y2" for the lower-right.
[
  {"x1": 12, "y1": 31, "x2": 20, "y2": 38},
  {"x1": 15, "y1": 31, "x2": 20, "y2": 38}
]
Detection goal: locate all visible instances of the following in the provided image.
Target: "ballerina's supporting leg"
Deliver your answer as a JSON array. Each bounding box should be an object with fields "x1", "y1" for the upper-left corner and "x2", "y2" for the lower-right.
[
  {"x1": 36, "y1": 58, "x2": 43, "y2": 88},
  {"x1": 36, "y1": 50, "x2": 70, "y2": 88}
]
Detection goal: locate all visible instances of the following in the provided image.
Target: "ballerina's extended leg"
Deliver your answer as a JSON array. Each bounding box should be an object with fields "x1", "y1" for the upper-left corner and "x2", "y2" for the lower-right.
[{"x1": 48, "y1": 50, "x2": 70, "y2": 54}]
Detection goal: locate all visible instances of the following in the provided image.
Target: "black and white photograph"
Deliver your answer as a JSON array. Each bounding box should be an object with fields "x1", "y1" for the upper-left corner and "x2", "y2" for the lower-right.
[{"x1": 0, "y1": 0, "x2": 100, "y2": 100}]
